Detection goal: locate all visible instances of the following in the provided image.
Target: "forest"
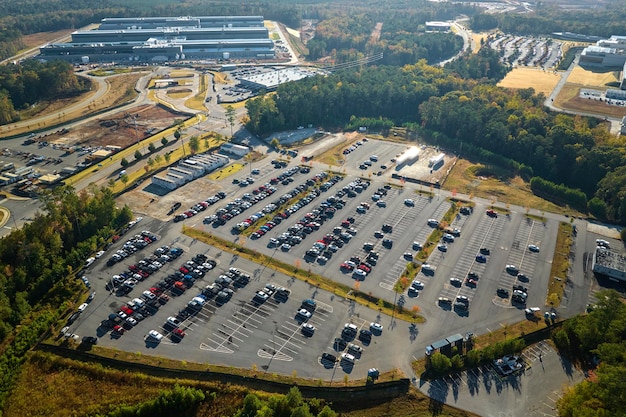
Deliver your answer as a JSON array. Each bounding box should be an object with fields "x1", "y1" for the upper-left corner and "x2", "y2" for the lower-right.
[
  {"x1": 0, "y1": 60, "x2": 89, "y2": 124},
  {"x1": 552, "y1": 290, "x2": 626, "y2": 417}
]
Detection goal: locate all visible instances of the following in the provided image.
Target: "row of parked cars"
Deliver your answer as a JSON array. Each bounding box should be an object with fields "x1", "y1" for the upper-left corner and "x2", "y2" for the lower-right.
[
  {"x1": 248, "y1": 172, "x2": 341, "y2": 241},
  {"x1": 106, "y1": 230, "x2": 159, "y2": 266},
  {"x1": 322, "y1": 321, "x2": 382, "y2": 367},
  {"x1": 173, "y1": 191, "x2": 227, "y2": 222}
]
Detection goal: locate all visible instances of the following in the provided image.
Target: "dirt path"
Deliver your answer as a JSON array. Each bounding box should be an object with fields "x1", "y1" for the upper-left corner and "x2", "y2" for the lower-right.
[{"x1": 369, "y1": 22, "x2": 383, "y2": 44}]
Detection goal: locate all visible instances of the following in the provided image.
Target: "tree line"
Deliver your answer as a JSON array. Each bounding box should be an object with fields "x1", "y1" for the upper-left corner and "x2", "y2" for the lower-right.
[
  {"x1": 470, "y1": 2, "x2": 626, "y2": 38},
  {"x1": 0, "y1": 60, "x2": 89, "y2": 124},
  {"x1": 552, "y1": 290, "x2": 626, "y2": 417}
]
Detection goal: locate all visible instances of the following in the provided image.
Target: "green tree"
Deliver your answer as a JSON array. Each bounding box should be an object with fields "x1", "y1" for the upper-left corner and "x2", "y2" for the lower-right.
[
  {"x1": 134, "y1": 150, "x2": 142, "y2": 161},
  {"x1": 188, "y1": 135, "x2": 200, "y2": 154},
  {"x1": 119, "y1": 173, "x2": 129, "y2": 186},
  {"x1": 148, "y1": 142, "x2": 156, "y2": 153},
  {"x1": 120, "y1": 157, "x2": 129, "y2": 168},
  {"x1": 174, "y1": 128, "x2": 182, "y2": 141},
  {"x1": 164, "y1": 152, "x2": 171, "y2": 164},
  {"x1": 270, "y1": 137, "x2": 280, "y2": 149},
  {"x1": 154, "y1": 154, "x2": 162, "y2": 164},
  {"x1": 226, "y1": 105, "x2": 236, "y2": 137},
  {"x1": 429, "y1": 352, "x2": 452, "y2": 375},
  {"x1": 317, "y1": 406, "x2": 338, "y2": 417},
  {"x1": 161, "y1": 137, "x2": 168, "y2": 146}
]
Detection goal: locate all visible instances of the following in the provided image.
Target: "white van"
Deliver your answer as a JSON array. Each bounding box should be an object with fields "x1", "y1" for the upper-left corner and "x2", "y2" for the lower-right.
[
  {"x1": 132, "y1": 298, "x2": 145, "y2": 309},
  {"x1": 341, "y1": 352, "x2": 356, "y2": 364}
]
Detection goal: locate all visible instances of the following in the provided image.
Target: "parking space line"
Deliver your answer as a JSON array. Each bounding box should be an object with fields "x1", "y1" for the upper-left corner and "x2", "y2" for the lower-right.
[{"x1": 199, "y1": 342, "x2": 232, "y2": 354}]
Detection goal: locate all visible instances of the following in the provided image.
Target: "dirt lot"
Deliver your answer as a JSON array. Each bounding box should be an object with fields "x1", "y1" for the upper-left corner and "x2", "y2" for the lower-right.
[
  {"x1": 116, "y1": 172, "x2": 228, "y2": 221},
  {"x1": 52, "y1": 104, "x2": 181, "y2": 148}
]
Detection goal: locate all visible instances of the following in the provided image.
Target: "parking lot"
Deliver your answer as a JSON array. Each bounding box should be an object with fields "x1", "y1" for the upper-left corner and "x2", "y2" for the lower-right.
[{"x1": 62, "y1": 136, "x2": 581, "y2": 382}]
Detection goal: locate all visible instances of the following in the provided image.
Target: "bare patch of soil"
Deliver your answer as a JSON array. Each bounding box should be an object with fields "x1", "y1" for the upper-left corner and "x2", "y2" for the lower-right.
[{"x1": 52, "y1": 104, "x2": 181, "y2": 148}]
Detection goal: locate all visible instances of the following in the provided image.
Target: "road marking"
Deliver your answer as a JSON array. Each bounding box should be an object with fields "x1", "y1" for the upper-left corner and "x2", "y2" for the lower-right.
[
  {"x1": 199, "y1": 342, "x2": 232, "y2": 354},
  {"x1": 257, "y1": 348, "x2": 292, "y2": 361}
]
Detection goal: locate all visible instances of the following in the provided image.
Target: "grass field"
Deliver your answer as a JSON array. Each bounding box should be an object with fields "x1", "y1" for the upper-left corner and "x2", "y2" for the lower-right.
[
  {"x1": 497, "y1": 68, "x2": 562, "y2": 95},
  {"x1": 471, "y1": 33, "x2": 489, "y2": 53},
  {"x1": 442, "y1": 160, "x2": 581, "y2": 216},
  {"x1": 566, "y1": 66, "x2": 619, "y2": 86}
]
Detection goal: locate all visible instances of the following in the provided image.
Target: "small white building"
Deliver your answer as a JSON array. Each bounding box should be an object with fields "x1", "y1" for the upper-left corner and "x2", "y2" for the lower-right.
[
  {"x1": 221, "y1": 142, "x2": 249, "y2": 156},
  {"x1": 152, "y1": 175, "x2": 179, "y2": 190}
]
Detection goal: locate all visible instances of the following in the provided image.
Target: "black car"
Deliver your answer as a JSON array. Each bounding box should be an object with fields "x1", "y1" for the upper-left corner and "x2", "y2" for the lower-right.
[
  {"x1": 359, "y1": 329, "x2": 372, "y2": 340},
  {"x1": 82, "y1": 336, "x2": 98, "y2": 345},
  {"x1": 479, "y1": 247, "x2": 490, "y2": 255},
  {"x1": 497, "y1": 288, "x2": 510, "y2": 297},
  {"x1": 382, "y1": 224, "x2": 393, "y2": 232},
  {"x1": 333, "y1": 338, "x2": 347, "y2": 350},
  {"x1": 321, "y1": 352, "x2": 337, "y2": 363},
  {"x1": 382, "y1": 239, "x2": 393, "y2": 248}
]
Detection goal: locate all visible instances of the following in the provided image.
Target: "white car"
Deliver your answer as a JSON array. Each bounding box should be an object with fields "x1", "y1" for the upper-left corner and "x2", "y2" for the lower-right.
[
  {"x1": 341, "y1": 352, "x2": 356, "y2": 363},
  {"x1": 84, "y1": 257, "x2": 95, "y2": 267},
  {"x1": 125, "y1": 317, "x2": 138, "y2": 327},
  {"x1": 78, "y1": 303, "x2": 89, "y2": 313},
  {"x1": 437, "y1": 244, "x2": 448, "y2": 252},
  {"x1": 147, "y1": 330, "x2": 163, "y2": 341},
  {"x1": 95, "y1": 250, "x2": 106, "y2": 258},
  {"x1": 411, "y1": 280, "x2": 424, "y2": 290},
  {"x1": 370, "y1": 322, "x2": 383, "y2": 333},
  {"x1": 301, "y1": 323, "x2": 316, "y2": 335},
  {"x1": 296, "y1": 308, "x2": 312, "y2": 320},
  {"x1": 142, "y1": 290, "x2": 156, "y2": 300},
  {"x1": 167, "y1": 316, "x2": 181, "y2": 327},
  {"x1": 528, "y1": 244, "x2": 540, "y2": 252},
  {"x1": 353, "y1": 269, "x2": 367, "y2": 278}
]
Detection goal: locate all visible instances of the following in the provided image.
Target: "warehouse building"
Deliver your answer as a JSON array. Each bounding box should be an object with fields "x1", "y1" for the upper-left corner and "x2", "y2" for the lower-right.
[
  {"x1": 151, "y1": 153, "x2": 228, "y2": 191},
  {"x1": 39, "y1": 16, "x2": 274, "y2": 63},
  {"x1": 592, "y1": 247, "x2": 626, "y2": 282},
  {"x1": 580, "y1": 35, "x2": 626, "y2": 68},
  {"x1": 238, "y1": 67, "x2": 318, "y2": 91}
]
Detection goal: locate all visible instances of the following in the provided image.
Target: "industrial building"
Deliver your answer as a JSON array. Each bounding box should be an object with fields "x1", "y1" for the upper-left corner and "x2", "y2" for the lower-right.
[
  {"x1": 38, "y1": 16, "x2": 275, "y2": 63},
  {"x1": 592, "y1": 246, "x2": 626, "y2": 282},
  {"x1": 425, "y1": 21, "x2": 451, "y2": 32},
  {"x1": 152, "y1": 153, "x2": 228, "y2": 191},
  {"x1": 580, "y1": 35, "x2": 626, "y2": 68},
  {"x1": 238, "y1": 67, "x2": 318, "y2": 91}
]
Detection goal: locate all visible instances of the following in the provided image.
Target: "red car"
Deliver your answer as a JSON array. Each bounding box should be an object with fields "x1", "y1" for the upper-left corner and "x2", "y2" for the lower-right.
[
  {"x1": 149, "y1": 287, "x2": 163, "y2": 296},
  {"x1": 113, "y1": 325, "x2": 125, "y2": 334},
  {"x1": 120, "y1": 305, "x2": 134, "y2": 315},
  {"x1": 486, "y1": 209, "x2": 498, "y2": 218},
  {"x1": 340, "y1": 263, "x2": 354, "y2": 271},
  {"x1": 358, "y1": 264, "x2": 371, "y2": 273},
  {"x1": 171, "y1": 328, "x2": 186, "y2": 339},
  {"x1": 179, "y1": 266, "x2": 189, "y2": 274}
]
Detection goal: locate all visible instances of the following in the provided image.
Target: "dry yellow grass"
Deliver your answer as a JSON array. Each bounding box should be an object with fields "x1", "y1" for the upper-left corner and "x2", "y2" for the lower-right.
[
  {"x1": 566, "y1": 66, "x2": 618, "y2": 87},
  {"x1": 471, "y1": 33, "x2": 489, "y2": 53},
  {"x1": 554, "y1": 83, "x2": 626, "y2": 119},
  {"x1": 443, "y1": 159, "x2": 581, "y2": 216},
  {"x1": 497, "y1": 67, "x2": 562, "y2": 95}
]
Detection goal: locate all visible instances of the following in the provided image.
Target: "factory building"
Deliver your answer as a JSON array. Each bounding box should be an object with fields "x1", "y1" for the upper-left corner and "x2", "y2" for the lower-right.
[
  {"x1": 39, "y1": 16, "x2": 274, "y2": 63},
  {"x1": 238, "y1": 67, "x2": 318, "y2": 91},
  {"x1": 580, "y1": 35, "x2": 626, "y2": 68}
]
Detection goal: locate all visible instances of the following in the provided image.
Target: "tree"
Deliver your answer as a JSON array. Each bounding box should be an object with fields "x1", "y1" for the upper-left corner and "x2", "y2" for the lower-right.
[
  {"x1": 120, "y1": 158, "x2": 129, "y2": 168},
  {"x1": 147, "y1": 157, "x2": 154, "y2": 167},
  {"x1": 161, "y1": 137, "x2": 168, "y2": 146},
  {"x1": 148, "y1": 142, "x2": 156, "y2": 153},
  {"x1": 119, "y1": 174, "x2": 129, "y2": 186},
  {"x1": 226, "y1": 105, "x2": 236, "y2": 137},
  {"x1": 164, "y1": 152, "x2": 171, "y2": 164},
  {"x1": 134, "y1": 150, "x2": 142, "y2": 161},
  {"x1": 429, "y1": 352, "x2": 452, "y2": 375},
  {"x1": 174, "y1": 128, "x2": 182, "y2": 141},
  {"x1": 188, "y1": 135, "x2": 200, "y2": 154},
  {"x1": 270, "y1": 137, "x2": 280, "y2": 149}
]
